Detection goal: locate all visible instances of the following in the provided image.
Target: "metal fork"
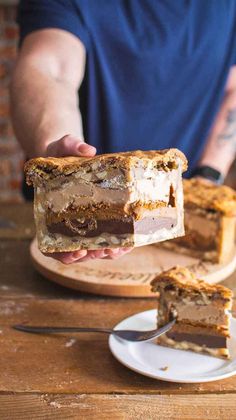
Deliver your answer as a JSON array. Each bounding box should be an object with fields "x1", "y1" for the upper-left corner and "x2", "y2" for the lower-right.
[{"x1": 13, "y1": 318, "x2": 176, "y2": 342}]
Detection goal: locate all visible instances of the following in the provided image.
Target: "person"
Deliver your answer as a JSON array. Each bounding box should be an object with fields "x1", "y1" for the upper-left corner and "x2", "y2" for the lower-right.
[{"x1": 10, "y1": 0, "x2": 236, "y2": 264}]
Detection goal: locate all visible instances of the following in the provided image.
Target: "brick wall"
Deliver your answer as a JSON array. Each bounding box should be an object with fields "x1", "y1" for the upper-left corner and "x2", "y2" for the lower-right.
[{"x1": 0, "y1": 3, "x2": 24, "y2": 202}]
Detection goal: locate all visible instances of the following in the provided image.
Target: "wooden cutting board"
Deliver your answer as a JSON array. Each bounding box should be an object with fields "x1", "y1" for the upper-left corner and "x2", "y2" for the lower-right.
[{"x1": 30, "y1": 238, "x2": 236, "y2": 297}]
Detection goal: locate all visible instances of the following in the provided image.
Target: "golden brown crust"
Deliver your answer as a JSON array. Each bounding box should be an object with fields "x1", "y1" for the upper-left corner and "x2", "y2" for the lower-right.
[
  {"x1": 151, "y1": 266, "x2": 233, "y2": 300},
  {"x1": 24, "y1": 149, "x2": 188, "y2": 185},
  {"x1": 184, "y1": 178, "x2": 236, "y2": 216}
]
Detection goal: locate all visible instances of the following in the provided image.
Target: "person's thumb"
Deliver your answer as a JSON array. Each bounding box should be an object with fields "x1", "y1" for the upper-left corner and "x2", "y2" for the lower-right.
[{"x1": 46, "y1": 134, "x2": 96, "y2": 157}]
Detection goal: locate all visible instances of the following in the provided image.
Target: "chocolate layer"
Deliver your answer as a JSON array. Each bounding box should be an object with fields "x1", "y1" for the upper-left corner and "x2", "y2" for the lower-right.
[
  {"x1": 48, "y1": 218, "x2": 133, "y2": 237},
  {"x1": 47, "y1": 216, "x2": 177, "y2": 237},
  {"x1": 166, "y1": 331, "x2": 227, "y2": 349}
]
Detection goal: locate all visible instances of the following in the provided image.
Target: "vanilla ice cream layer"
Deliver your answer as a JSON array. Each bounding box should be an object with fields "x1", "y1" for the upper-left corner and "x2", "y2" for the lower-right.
[
  {"x1": 129, "y1": 168, "x2": 179, "y2": 203},
  {"x1": 172, "y1": 302, "x2": 229, "y2": 327},
  {"x1": 37, "y1": 167, "x2": 181, "y2": 213},
  {"x1": 41, "y1": 183, "x2": 130, "y2": 213}
]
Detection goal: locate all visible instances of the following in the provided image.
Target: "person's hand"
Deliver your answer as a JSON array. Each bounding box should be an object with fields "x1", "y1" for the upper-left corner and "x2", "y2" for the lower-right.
[
  {"x1": 45, "y1": 134, "x2": 133, "y2": 264},
  {"x1": 46, "y1": 134, "x2": 97, "y2": 158},
  {"x1": 45, "y1": 247, "x2": 133, "y2": 264}
]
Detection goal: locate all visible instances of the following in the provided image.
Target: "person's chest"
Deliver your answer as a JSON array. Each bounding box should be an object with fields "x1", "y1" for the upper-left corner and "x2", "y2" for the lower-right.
[
  {"x1": 77, "y1": 0, "x2": 235, "y2": 109},
  {"x1": 79, "y1": 0, "x2": 235, "y2": 66}
]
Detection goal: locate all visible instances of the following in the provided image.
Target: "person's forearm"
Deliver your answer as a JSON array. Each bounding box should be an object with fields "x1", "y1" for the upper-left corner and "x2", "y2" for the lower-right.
[
  {"x1": 10, "y1": 63, "x2": 83, "y2": 157},
  {"x1": 198, "y1": 89, "x2": 236, "y2": 177}
]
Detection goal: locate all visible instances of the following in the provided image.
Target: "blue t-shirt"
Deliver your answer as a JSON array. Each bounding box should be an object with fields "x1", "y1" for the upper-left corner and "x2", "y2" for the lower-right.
[{"x1": 18, "y1": 0, "x2": 236, "y2": 175}]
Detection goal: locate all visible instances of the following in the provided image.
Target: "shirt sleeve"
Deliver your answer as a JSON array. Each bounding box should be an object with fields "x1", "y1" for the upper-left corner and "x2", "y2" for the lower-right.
[{"x1": 17, "y1": 0, "x2": 90, "y2": 49}]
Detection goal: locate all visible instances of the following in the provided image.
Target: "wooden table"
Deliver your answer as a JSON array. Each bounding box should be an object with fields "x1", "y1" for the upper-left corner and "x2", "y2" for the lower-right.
[{"x1": 0, "y1": 203, "x2": 236, "y2": 419}]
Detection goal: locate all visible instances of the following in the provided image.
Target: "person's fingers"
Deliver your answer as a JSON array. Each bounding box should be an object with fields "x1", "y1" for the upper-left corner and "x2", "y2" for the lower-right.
[
  {"x1": 46, "y1": 135, "x2": 78, "y2": 157},
  {"x1": 104, "y1": 247, "x2": 133, "y2": 259},
  {"x1": 104, "y1": 249, "x2": 120, "y2": 259},
  {"x1": 43, "y1": 250, "x2": 87, "y2": 264},
  {"x1": 91, "y1": 250, "x2": 109, "y2": 259},
  {"x1": 121, "y1": 247, "x2": 133, "y2": 253},
  {"x1": 55, "y1": 251, "x2": 88, "y2": 264},
  {"x1": 66, "y1": 249, "x2": 114, "y2": 263},
  {"x1": 46, "y1": 134, "x2": 96, "y2": 157},
  {"x1": 71, "y1": 250, "x2": 89, "y2": 259},
  {"x1": 71, "y1": 251, "x2": 101, "y2": 263},
  {"x1": 58, "y1": 250, "x2": 107, "y2": 264},
  {"x1": 43, "y1": 247, "x2": 133, "y2": 264},
  {"x1": 77, "y1": 142, "x2": 97, "y2": 157},
  {"x1": 105, "y1": 248, "x2": 120, "y2": 255},
  {"x1": 73, "y1": 254, "x2": 95, "y2": 263},
  {"x1": 76, "y1": 250, "x2": 108, "y2": 261},
  {"x1": 105, "y1": 247, "x2": 133, "y2": 255}
]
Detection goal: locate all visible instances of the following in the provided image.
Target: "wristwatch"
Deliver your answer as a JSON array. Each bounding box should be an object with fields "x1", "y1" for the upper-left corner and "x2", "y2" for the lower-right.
[{"x1": 191, "y1": 165, "x2": 224, "y2": 185}]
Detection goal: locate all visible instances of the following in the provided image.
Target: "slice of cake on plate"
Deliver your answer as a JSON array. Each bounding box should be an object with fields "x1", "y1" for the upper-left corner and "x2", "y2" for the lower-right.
[
  {"x1": 151, "y1": 266, "x2": 233, "y2": 358},
  {"x1": 161, "y1": 178, "x2": 236, "y2": 263},
  {"x1": 24, "y1": 149, "x2": 187, "y2": 253}
]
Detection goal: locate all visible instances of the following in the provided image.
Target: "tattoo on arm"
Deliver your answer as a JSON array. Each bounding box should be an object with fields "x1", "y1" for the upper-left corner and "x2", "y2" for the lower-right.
[{"x1": 217, "y1": 108, "x2": 236, "y2": 149}]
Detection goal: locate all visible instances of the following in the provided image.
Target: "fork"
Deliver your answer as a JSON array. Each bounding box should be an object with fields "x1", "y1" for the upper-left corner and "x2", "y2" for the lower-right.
[{"x1": 13, "y1": 318, "x2": 176, "y2": 342}]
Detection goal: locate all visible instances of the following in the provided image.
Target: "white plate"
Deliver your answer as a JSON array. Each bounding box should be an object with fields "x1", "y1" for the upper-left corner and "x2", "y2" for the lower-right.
[{"x1": 109, "y1": 309, "x2": 236, "y2": 383}]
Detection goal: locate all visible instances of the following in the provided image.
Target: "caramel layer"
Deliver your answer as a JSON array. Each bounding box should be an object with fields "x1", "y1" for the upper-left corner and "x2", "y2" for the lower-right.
[{"x1": 46, "y1": 202, "x2": 177, "y2": 224}]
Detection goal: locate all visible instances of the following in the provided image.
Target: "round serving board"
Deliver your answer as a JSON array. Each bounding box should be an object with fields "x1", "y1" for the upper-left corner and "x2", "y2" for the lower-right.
[{"x1": 30, "y1": 238, "x2": 236, "y2": 297}]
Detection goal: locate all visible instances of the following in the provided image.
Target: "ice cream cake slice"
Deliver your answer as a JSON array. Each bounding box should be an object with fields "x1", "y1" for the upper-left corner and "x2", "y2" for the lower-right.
[
  {"x1": 151, "y1": 266, "x2": 233, "y2": 358},
  {"x1": 161, "y1": 179, "x2": 236, "y2": 263},
  {"x1": 24, "y1": 149, "x2": 187, "y2": 253}
]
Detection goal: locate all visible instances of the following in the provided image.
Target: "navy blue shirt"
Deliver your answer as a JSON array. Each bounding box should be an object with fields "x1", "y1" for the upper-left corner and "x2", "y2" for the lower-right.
[{"x1": 18, "y1": 0, "x2": 236, "y2": 175}]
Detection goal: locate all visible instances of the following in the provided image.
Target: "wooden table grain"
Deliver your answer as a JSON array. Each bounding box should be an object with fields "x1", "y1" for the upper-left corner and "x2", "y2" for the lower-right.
[{"x1": 0, "y1": 203, "x2": 236, "y2": 420}]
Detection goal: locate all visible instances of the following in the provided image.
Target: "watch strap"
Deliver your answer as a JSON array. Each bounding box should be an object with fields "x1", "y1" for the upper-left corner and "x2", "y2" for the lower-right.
[{"x1": 191, "y1": 166, "x2": 224, "y2": 185}]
